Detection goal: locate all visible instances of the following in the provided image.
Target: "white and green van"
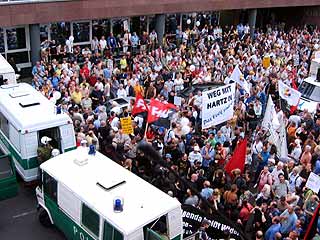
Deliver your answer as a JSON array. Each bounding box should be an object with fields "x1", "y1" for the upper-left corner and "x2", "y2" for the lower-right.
[
  {"x1": 36, "y1": 147, "x2": 183, "y2": 240},
  {"x1": 0, "y1": 83, "x2": 76, "y2": 182}
]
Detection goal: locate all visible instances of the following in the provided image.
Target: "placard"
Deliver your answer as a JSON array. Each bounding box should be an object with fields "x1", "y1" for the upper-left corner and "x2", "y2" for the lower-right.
[
  {"x1": 306, "y1": 172, "x2": 320, "y2": 194},
  {"x1": 202, "y1": 83, "x2": 235, "y2": 129},
  {"x1": 120, "y1": 117, "x2": 133, "y2": 135}
]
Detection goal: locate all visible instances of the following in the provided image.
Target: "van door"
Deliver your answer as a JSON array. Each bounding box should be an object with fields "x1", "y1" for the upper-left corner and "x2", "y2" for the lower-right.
[
  {"x1": 60, "y1": 124, "x2": 76, "y2": 152},
  {"x1": 38, "y1": 127, "x2": 61, "y2": 152}
]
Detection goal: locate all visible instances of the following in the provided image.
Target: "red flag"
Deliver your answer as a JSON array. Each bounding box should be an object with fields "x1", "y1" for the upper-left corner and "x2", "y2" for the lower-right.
[
  {"x1": 290, "y1": 75, "x2": 299, "y2": 114},
  {"x1": 132, "y1": 93, "x2": 148, "y2": 116},
  {"x1": 147, "y1": 99, "x2": 177, "y2": 123},
  {"x1": 304, "y1": 202, "x2": 320, "y2": 240},
  {"x1": 225, "y1": 138, "x2": 247, "y2": 176}
]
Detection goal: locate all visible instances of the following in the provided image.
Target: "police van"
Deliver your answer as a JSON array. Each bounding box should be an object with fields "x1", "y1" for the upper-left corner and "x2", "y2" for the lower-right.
[
  {"x1": 0, "y1": 83, "x2": 76, "y2": 182},
  {"x1": 36, "y1": 147, "x2": 183, "y2": 240},
  {"x1": 298, "y1": 55, "x2": 320, "y2": 113}
]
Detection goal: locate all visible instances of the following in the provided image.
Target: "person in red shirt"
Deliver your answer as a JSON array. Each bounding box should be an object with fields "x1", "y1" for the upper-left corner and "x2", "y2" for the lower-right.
[{"x1": 80, "y1": 63, "x2": 90, "y2": 81}]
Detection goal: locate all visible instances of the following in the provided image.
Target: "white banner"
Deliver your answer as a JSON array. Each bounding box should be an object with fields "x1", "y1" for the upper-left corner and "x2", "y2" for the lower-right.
[
  {"x1": 278, "y1": 80, "x2": 301, "y2": 106},
  {"x1": 202, "y1": 83, "x2": 235, "y2": 129},
  {"x1": 306, "y1": 172, "x2": 320, "y2": 194},
  {"x1": 230, "y1": 65, "x2": 250, "y2": 93}
]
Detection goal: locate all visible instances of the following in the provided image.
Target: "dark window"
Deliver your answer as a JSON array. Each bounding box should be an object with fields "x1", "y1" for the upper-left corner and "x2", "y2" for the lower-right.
[
  {"x1": 6, "y1": 51, "x2": 29, "y2": 64},
  {"x1": 6, "y1": 28, "x2": 26, "y2": 50},
  {"x1": 103, "y1": 221, "x2": 123, "y2": 240},
  {"x1": 81, "y1": 203, "x2": 100, "y2": 237},
  {"x1": 0, "y1": 28, "x2": 4, "y2": 53},
  {"x1": 43, "y1": 171, "x2": 57, "y2": 203}
]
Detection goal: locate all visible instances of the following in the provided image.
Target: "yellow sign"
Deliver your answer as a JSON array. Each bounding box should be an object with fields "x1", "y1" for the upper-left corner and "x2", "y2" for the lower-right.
[
  {"x1": 120, "y1": 117, "x2": 133, "y2": 135},
  {"x1": 263, "y1": 55, "x2": 270, "y2": 69}
]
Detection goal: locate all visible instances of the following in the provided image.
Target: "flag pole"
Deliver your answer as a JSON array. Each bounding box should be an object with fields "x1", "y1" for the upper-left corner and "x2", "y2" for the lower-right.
[{"x1": 144, "y1": 122, "x2": 149, "y2": 140}]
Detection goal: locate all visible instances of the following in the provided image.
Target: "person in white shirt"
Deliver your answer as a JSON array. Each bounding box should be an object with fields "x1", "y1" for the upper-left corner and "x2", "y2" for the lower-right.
[
  {"x1": 289, "y1": 139, "x2": 302, "y2": 163},
  {"x1": 94, "y1": 78, "x2": 104, "y2": 92},
  {"x1": 117, "y1": 84, "x2": 127, "y2": 98},
  {"x1": 271, "y1": 162, "x2": 284, "y2": 185},
  {"x1": 99, "y1": 36, "x2": 107, "y2": 55},
  {"x1": 220, "y1": 122, "x2": 232, "y2": 143},
  {"x1": 188, "y1": 145, "x2": 203, "y2": 166},
  {"x1": 288, "y1": 167, "x2": 303, "y2": 193}
]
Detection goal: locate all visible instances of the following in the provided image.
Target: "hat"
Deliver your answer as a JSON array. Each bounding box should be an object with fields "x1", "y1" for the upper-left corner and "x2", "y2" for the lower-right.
[
  {"x1": 194, "y1": 145, "x2": 200, "y2": 151},
  {"x1": 51, "y1": 149, "x2": 60, "y2": 157},
  {"x1": 294, "y1": 139, "x2": 301, "y2": 145},
  {"x1": 165, "y1": 153, "x2": 172, "y2": 159},
  {"x1": 112, "y1": 127, "x2": 119, "y2": 132},
  {"x1": 268, "y1": 158, "x2": 276, "y2": 165},
  {"x1": 41, "y1": 136, "x2": 52, "y2": 145}
]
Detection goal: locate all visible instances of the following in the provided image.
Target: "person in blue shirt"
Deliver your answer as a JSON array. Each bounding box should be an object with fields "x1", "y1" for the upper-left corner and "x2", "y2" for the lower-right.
[
  {"x1": 265, "y1": 217, "x2": 281, "y2": 240},
  {"x1": 130, "y1": 32, "x2": 139, "y2": 54},
  {"x1": 200, "y1": 180, "x2": 213, "y2": 200},
  {"x1": 280, "y1": 205, "x2": 298, "y2": 236},
  {"x1": 107, "y1": 33, "x2": 117, "y2": 54},
  {"x1": 254, "y1": 142, "x2": 270, "y2": 182},
  {"x1": 214, "y1": 130, "x2": 226, "y2": 145},
  {"x1": 200, "y1": 141, "x2": 215, "y2": 171},
  {"x1": 50, "y1": 71, "x2": 60, "y2": 90}
]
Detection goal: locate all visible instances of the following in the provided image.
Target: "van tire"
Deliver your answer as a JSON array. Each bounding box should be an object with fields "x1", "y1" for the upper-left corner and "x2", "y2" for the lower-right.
[{"x1": 38, "y1": 208, "x2": 52, "y2": 227}]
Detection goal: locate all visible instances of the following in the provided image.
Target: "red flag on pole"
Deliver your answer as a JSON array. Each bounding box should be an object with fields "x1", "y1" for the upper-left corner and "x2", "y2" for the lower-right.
[
  {"x1": 290, "y1": 74, "x2": 299, "y2": 114},
  {"x1": 225, "y1": 138, "x2": 247, "y2": 176},
  {"x1": 132, "y1": 93, "x2": 148, "y2": 116},
  {"x1": 147, "y1": 99, "x2": 177, "y2": 123},
  {"x1": 304, "y1": 202, "x2": 320, "y2": 240}
]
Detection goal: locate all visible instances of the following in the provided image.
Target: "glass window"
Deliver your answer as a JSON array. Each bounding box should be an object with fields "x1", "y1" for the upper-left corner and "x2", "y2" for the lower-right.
[
  {"x1": 81, "y1": 203, "x2": 100, "y2": 237},
  {"x1": 43, "y1": 171, "x2": 57, "y2": 203},
  {"x1": 6, "y1": 51, "x2": 29, "y2": 64},
  {"x1": 0, "y1": 28, "x2": 4, "y2": 53},
  {"x1": 40, "y1": 24, "x2": 49, "y2": 43},
  {"x1": 92, "y1": 20, "x2": 111, "y2": 40},
  {"x1": 6, "y1": 27, "x2": 26, "y2": 50},
  {"x1": 50, "y1": 22, "x2": 71, "y2": 45},
  {"x1": 0, "y1": 156, "x2": 13, "y2": 180},
  {"x1": 73, "y1": 22, "x2": 90, "y2": 43},
  {"x1": 0, "y1": 112, "x2": 9, "y2": 138},
  {"x1": 103, "y1": 221, "x2": 123, "y2": 240}
]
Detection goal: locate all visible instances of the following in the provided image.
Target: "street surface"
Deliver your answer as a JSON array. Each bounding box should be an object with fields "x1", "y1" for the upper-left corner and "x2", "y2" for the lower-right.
[{"x1": 0, "y1": 179, "x2": 66, "y2": 240}]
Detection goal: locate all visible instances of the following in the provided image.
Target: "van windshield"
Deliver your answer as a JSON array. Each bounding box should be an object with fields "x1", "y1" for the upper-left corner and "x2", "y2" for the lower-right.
[{"x1": 298, "y1": 81, "x2": 320, "y2": 102}]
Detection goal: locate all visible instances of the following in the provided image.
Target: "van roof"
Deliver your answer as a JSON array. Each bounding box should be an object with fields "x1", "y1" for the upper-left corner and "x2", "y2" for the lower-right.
[
  {"x1": 40, "y1": 148, "x2": 181, "y2": 235},
  {"x1": 0, "y1": 54, "x2": 15, "y2": 74},
  {"x1": 303, "y1": 76, "x2": 320, "y2": 87},
  {"x1": 0, "y1": 83, "x2": 71, "y2": 132}
]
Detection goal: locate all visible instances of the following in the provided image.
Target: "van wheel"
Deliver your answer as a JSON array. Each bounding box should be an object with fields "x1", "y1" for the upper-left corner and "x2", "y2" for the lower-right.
[{"x1": 38, "y1": 208, "x2": 52, "y2": 227}]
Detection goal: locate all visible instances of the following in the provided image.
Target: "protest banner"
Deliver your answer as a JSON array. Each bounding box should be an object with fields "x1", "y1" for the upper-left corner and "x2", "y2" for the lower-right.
[
  {"x1": 202, "y1": 83, "x2": 235, "y2": 129},
  {"x1": 120, "y1": 117, "x2": 133, "y2": 135},
  {"x1": 182, "y1": 204, "x2": 242, "y2": 240},
  {"x1": 306, "y1": 172, "x2": 320, "y2": 194}
]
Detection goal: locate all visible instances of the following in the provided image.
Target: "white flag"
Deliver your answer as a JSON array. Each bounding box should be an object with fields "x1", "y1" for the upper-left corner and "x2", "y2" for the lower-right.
[
  {"x1": 278, "y1": 80, "x2": 301, "y2": 106},
  {"x1": 230, "y1": 65, "x2": 250, "y2": 93}
]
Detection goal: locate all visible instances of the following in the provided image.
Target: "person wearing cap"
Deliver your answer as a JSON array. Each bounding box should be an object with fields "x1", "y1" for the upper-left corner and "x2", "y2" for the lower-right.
[
  {"x1": 188, "y1": 144, "x2": 202, "y2": 167},
  {"x1": 37, "y1": 136, "x2": 53, "y2": 164}
]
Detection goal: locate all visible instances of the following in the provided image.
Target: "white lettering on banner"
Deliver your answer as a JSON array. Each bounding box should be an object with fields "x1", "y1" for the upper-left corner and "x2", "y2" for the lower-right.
[
  {"x1": 151, "y1": 107, "x2": 168, "y2": 118},
  {"x1": 202, "y1": 83, "x2": 236, "y2": 129},
  {"x1": 136, "y1": 99, "x2": 147, "y2": 110}
]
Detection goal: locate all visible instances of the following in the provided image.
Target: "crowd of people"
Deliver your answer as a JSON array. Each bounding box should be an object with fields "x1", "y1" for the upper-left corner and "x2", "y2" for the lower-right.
[{"x1": 31, "y1": 19, "x2": 320, "y2": 240}]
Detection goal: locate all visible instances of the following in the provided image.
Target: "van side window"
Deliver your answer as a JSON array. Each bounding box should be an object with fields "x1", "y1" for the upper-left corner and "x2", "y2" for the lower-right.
[
  {"x1": 43, "y1": 171, "x2": 57, "y2": 203},
  {"x1": 81, "y1": 203, "x2": 100, "y2": 237},
  {"x1": 0, "y1": 112, "x2": 9, "y2": 138},
  {"x1": 104, "y1": 220, "x2": 123, "y2": 240}
]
